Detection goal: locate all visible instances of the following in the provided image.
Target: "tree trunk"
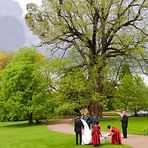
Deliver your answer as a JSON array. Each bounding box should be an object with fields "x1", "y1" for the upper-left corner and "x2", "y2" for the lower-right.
[
  {"x1": 88, "y1": 101, "x2": 103, "y2": 118},
  {"x1": 87, "y1": 52, "x2": 106, "y2": 118},
  {"x1": 87, "y1": 68, "x2": 104, "y2": 117},
  {"x1": 28, "y1": 113, "x2": 34, "y2": 124},
  {"x1": 134, "y1": 109, "x2": 138, "y2": 116}
]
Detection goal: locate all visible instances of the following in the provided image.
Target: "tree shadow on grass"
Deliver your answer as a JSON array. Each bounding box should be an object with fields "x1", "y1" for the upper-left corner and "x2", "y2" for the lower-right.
[{"x1": 1, "y1": 121, "x2": 44, "y2": 128}]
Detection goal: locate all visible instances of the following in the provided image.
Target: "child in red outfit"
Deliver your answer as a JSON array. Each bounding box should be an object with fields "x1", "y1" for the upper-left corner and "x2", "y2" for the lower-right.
[{"x1": 92, "y1": 122, "x2": 102, "y2": 147}]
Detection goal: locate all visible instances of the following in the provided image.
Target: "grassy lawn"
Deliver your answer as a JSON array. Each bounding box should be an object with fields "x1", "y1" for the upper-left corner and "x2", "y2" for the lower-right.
[
  {"x1": 99, "y1": 116, "x2": 148, "y2": 135},
  {"x1": 0, "y1": 121, "x2": 130, "y2": 148}
]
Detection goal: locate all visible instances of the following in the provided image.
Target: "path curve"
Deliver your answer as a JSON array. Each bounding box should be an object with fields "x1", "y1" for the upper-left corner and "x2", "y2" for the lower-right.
[{"x1": 47, "y1": 119, "x2": 148, "y2": 148}]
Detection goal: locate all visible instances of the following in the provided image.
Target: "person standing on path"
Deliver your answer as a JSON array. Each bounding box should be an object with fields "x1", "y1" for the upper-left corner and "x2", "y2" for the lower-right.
[
  {"x1": 74, "y1": 115, "x2": 84, "y2": 145},
  {"x1": 120, "y1": 111, "x2": 128, "y2": 138}
]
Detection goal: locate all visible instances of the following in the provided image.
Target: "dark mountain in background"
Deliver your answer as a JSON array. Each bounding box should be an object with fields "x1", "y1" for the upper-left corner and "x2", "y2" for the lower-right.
[
  {"x1": 0, "y1": 0, "x2": 39, "y2": 51},
  {"x1": 0, "y1": 15, "x2": 26, "y2": 51}
]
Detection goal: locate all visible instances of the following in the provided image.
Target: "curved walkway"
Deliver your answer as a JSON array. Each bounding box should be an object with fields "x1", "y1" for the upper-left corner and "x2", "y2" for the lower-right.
[{"x1": 47, "y1": 119, "x2": 148, "y2": 148}]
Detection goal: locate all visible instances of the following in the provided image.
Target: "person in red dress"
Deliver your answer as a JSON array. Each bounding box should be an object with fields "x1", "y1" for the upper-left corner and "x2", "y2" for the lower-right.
[
  {"x1": 92, "y1": 122, "x2": 101, "y2": 147},
  {"x1": 107, "y1": 125, "x2": 122, "y2": 144}
]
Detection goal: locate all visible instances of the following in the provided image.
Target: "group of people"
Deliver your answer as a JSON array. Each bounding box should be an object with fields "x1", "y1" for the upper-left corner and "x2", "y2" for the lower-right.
[{"x1": 74, "y1": 111, "x2": 128, "y2": 147}]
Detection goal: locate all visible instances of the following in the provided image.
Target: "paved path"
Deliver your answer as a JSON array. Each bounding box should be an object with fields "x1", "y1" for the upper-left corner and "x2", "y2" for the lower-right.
[{"x1": 47, "y1": 119, "x2": 148, "y2": 148}]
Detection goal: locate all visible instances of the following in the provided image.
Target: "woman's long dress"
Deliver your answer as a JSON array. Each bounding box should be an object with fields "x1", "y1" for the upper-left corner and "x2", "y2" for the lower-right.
[
  {"x1": 111, "y1": 128, "x2": 122, "y2": 144},
  {"x1": 92, "y1": 125, "x2": 101, "y2": 145},
  {"x1": 81, "y1": 119, "x2": 92, "y2": 145}
]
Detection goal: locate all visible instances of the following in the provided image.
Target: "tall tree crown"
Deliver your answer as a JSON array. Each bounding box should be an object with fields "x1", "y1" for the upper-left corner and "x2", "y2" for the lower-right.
[{"x1": 25, "y1": 0, "x2": 148, "y2": 59}]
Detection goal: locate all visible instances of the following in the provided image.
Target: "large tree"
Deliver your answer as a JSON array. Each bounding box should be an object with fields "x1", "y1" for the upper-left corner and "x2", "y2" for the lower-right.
[
  {"x1": 25, "y1": 0, "x2": 148, "y2": 114},
  {"x1": 0, "y1": 47, "x2": 50, "y2": 124}
]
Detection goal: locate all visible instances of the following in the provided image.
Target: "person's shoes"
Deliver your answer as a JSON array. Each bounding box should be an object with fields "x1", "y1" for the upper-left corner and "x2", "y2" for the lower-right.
[{"x1": 122, "y1": 137, "x2": 127, "y2": 138}]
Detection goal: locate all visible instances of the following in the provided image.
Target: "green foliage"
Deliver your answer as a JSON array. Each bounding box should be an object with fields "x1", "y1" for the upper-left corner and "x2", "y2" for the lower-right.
[
  {"x1": 143, "y1": 129, "x2": 148, "y2": 135},
  {"x1": 114, "y1": 74, "x2": 148, "y2": 114},
  {"x1": 46, "y1": 56, "x2": 92, "y2": 113},
  {"x1": 119, "y1": 62, "x2": 131, "y2": 80},
  {"x1": 0, "y1": 47, "x2": 51, "y2": 122},
  {"x1": 54, "y1": 103, "x2": 78, "y2": 115},
  {"x1": 0, "y1": 52, "x2": 12, "y2": 71}
]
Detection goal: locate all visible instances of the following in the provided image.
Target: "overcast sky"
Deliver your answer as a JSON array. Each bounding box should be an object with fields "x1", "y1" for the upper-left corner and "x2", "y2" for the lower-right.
[
  {"x1": 0, "y1": 0, "x2": 42, "y2": 52},
  {"x1": 15, "y1": 0, "x2": 42, "y2": 46}
]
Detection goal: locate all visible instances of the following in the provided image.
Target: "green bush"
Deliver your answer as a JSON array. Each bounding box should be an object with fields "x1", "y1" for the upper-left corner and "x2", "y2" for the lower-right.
[
  {"x1": 54, "y1": 103, "x2": 78, "y2": 115},
  {"x1": 103, "y1": 111, "x2": 119, "y2": 116},
  {"x1": 143, "y1": 129, "x2": 148, "y2": 135}
]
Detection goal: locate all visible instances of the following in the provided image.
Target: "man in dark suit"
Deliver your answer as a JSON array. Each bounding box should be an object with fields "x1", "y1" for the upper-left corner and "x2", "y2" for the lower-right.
[
  {"x1": 74, "y1": 115, "x2": 84, "y2": 145},
  {"x1": 120, "y1": 111, "x2": 128, "y2": 138}
]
